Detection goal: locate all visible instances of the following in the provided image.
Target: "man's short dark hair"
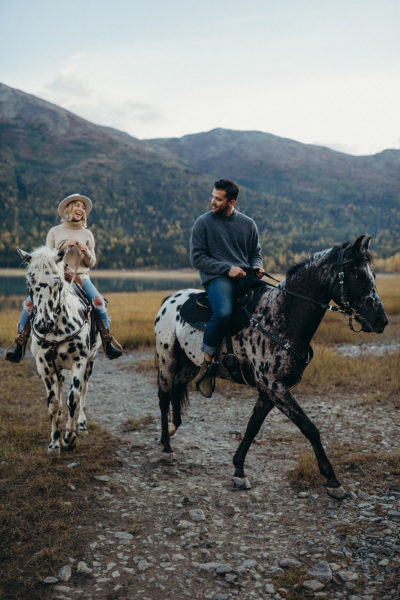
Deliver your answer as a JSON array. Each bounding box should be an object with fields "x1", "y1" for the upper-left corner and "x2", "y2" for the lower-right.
[{"x1": 214, "y1": 179, "x2": 240, "y2": 202}]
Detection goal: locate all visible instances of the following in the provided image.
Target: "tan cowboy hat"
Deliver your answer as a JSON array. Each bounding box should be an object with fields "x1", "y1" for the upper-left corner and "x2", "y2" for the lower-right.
[{"x1": 58, "y1": 193, "x2": 93, "y2": 217}]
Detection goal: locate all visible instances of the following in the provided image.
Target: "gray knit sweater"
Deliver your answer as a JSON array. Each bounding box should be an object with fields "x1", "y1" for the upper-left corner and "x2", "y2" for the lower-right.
[{"x1": 190, "y1": 209, "x2": 263, "y2": 285}]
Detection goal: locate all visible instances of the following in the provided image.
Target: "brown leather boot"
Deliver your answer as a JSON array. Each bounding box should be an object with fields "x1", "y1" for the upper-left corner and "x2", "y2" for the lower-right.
[
  {"x1": 94, "y1": 315, "x2": 123, "y2": 360},
  {"x1": 5, "y1": 320, "x2": 31, "y2": 363},
  {"x1": 195, "y1": 359, "x2": 218, "y2": 398}
]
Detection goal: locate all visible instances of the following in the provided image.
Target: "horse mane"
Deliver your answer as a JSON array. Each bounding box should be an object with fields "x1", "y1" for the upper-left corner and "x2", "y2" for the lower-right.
[
  {"x1": 29, "y1": 246, "x2": 62, "y2": 273},
  {"x1": 285, "y1": 240, "x2": 373, "y2": 281}
]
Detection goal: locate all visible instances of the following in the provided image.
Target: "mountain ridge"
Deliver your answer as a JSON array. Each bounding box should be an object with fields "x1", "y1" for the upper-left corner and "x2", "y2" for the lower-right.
[{"x1": 1, "y1": 82, "x2": 399, "y2": 270}]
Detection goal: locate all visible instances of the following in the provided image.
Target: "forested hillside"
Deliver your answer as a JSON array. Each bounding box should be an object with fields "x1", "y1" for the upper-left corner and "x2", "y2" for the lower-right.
[{"x1": 1, "y1": 83, "x2": 399, "y2": 271}]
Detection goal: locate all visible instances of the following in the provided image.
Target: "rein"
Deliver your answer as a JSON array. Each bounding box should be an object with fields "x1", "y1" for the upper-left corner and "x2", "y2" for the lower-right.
[
  {"x1": 260, "y1": 250, "x2": 364, "y2": 332},
  {"x1": 238, "y1": 249, "x2": 365, "y2": 369},
  {"x1": 62, "y1": 248, "x2": 82, "y2": 304}
]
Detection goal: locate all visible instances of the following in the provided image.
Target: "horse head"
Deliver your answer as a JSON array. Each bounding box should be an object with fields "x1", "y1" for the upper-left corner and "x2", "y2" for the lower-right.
[
  {"x1": 329, "y1": 234, "x2": 388, "y2": 333},
  {"x1": 17, "y1": 246, "x2": 66, "y2": 335}
]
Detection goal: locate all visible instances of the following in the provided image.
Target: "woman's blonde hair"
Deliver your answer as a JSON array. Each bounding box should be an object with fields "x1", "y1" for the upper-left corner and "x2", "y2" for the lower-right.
[{"x1": 61, "y1": 201, "x2": 87, "y2": 227}]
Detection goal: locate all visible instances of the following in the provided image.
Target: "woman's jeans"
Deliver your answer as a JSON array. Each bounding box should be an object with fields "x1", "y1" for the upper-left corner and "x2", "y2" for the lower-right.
[
  {"x1": 17, "y1": 279, "x2": 110, "y2": 332},
  {"x1": 202, "y1": 276, "x2": 236, "y2": 356}
]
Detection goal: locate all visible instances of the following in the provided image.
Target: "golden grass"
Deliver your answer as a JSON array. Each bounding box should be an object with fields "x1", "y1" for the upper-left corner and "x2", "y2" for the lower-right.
[
  {"x1": 121, "y1": 414, "x2": 154, "y2": 432},
  {"x1": 107, "y1": 290, "x2": 171, "y2": 348},
  {"x1": 0, "y1": 359, "x2": 119, "y2": 598},
  {"x1": 288, "y1": 447, "x2": 400, "y2": 492},
  {"x1": 1, "y1": 274, "x2": 399, "y2": 349},
  {"x1": 271, "y1": 567, "x2": 310, "y2": 600},
  {"x1": 300, "y1": 347, "x2": 400, "y2": 404}
]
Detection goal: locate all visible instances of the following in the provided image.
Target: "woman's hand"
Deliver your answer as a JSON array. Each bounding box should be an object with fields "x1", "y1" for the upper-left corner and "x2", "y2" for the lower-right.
[{"x1": 76, "y1": 242, "x2": 87, "y2": 252}]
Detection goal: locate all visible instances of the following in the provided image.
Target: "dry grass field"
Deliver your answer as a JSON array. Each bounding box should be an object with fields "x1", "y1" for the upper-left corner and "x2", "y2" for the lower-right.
[
  {"x1": 1, "y1": 274, "x2": 399, "y2": 349},
  {"x1": 0, "y1": 275, "x2": 399, "y2": 597},
  {"x1": 0, "y1": 360, "x2": 119, "y2": 597}
]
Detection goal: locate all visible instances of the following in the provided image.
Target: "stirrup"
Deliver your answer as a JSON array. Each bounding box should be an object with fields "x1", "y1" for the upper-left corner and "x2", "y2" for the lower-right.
[
  {"x1": 103, "y1": 333, "x2": 123, "y2": 359},
  {"x1": 195, "y1": 360, "x2": 218, "y2": 398}
]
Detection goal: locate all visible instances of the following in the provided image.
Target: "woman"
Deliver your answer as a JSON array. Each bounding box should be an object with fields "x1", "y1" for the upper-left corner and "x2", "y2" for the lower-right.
[{"x1": 6, "y1": 193, "x2": 122, "y2": 362}]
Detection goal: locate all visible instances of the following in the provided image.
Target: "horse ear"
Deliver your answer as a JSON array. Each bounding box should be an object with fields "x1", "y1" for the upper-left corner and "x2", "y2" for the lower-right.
[
  {"x1": 362, "y1": 236, "x2": 372, "y2": 251},
  {"x1": 54, "y1": 249, "x2": 65, "y2": 264},
  {"x1": 352, "y1": 234, "x2": 370, "y2": 255},
  {"x1": 17, "y1": 247, "x2": 31, "y2": 264}
]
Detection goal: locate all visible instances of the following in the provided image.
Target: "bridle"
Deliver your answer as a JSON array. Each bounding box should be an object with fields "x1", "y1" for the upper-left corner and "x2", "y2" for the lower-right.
[
  {"x1": 262, "y1": 248, "x2": 367, "y2": 332},
  {"x1": 241, "y1": 248, "x2": 369, "y2": 369},
  {"x1": 30, "y1": 255, "x2": 91, "y2": 381}
]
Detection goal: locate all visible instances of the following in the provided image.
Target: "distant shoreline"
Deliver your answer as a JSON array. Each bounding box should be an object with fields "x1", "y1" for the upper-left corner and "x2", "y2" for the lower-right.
[
  {"x1": 0, "y1": 268, "x2": 396, "y2": 279},
  {"x1": 0, "y1": 268, "x2": 200, "y2": 279}
]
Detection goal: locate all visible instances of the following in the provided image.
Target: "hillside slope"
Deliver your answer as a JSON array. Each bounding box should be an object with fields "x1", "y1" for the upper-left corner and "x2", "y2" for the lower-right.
[{"x1": 1, "y1": 83, "x2": 399, "y2": 270}]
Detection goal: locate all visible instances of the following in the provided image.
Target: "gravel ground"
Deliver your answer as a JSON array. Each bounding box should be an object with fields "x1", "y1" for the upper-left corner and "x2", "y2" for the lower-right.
[{"x1": 42, "y1": 350, "x2": 399, "y2": 600}]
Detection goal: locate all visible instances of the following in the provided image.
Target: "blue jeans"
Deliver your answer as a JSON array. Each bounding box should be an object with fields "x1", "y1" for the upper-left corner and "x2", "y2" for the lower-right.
[
  {"x1": 81, "y1": 279, "x2": 110, "y2": 329},
  {"x1": 202, "y1": 276, "x2": 236, "y2": 356},
  {"x1": 17, "y1": 279, "x2": 110, "y2": 332}
]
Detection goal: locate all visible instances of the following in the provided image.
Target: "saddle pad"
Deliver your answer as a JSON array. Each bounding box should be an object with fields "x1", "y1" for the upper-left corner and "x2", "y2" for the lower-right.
[{"x1": 179, "y1": 280, "x2": 267, "y2": 336}]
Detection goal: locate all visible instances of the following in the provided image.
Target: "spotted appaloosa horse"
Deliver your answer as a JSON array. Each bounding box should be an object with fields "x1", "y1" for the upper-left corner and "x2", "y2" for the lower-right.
[
  {"x1": 155, "y1": 235, "x2": 388, "y2": 499},
  {"x1": 17, "y1": 246, "x2": 101, "y2": 456}
]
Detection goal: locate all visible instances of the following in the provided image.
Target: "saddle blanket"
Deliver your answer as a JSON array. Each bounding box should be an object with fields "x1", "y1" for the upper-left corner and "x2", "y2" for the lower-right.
[{"x1": 179, "y1": 279, "x2": 267, "y2": 336}]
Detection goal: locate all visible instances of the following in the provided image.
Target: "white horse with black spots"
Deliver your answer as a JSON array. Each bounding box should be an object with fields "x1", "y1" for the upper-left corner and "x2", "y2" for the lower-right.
[
  {"x1": 17, "y1": 246, "x2": 101, "y2": 456},
  {"x1": 155, "y1": 235, "x2": 388, "y2": 499}
]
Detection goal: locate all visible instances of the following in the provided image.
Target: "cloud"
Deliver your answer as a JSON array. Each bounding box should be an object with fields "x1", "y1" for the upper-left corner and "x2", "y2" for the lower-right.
[{"x1": 39, "y1": 60, "x2": 164, "y2": 136}]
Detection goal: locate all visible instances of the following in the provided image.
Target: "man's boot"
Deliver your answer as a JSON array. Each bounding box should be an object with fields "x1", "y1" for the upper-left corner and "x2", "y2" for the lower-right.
[
  {"x1": 195, "y1": 359, "x2": 218, "y2": 398},
  {"x1": 94, "y1": 315, "x2": 123, "y2": 360},
  {"x1": 5, "y1": 320, "x2": 31, "y2": 363}
]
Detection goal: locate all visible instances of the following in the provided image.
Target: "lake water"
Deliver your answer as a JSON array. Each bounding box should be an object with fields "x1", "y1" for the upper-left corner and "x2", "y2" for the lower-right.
[{"x1": 0, "y1": 275, "x2": 201, "y2": 296}]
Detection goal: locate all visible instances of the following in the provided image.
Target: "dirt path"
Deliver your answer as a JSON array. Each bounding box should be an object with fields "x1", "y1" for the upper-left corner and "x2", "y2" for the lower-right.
[{"x1": 45, "y1": 351, "x2": 399, "y2": 600}]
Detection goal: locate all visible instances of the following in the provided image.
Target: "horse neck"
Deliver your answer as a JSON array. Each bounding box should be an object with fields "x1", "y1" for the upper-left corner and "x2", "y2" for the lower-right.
[{"x1": 281, "y1": 263, "x2": 332, "y2": 344}]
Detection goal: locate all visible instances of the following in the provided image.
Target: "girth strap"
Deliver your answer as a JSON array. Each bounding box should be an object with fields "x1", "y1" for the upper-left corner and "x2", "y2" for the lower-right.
[{"x1": 242, "y1": 306, "x2": 314, "y2": 369}]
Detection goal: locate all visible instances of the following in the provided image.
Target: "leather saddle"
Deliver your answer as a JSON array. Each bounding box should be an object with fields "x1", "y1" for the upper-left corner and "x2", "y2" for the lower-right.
[{"x1": 179, "y1": 276, "x2": 267, "y2": 336}]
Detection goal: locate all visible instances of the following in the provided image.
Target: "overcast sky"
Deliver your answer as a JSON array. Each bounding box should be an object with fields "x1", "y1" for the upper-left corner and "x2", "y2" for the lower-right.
[{"x1": 1, "y1": 0, "x2": 399, "y2": 155}]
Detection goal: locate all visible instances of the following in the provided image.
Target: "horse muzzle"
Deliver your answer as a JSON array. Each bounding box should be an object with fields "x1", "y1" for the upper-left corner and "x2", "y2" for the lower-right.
[{"x1": 355, "y1": 310, "x2": 388, "y2": 334}]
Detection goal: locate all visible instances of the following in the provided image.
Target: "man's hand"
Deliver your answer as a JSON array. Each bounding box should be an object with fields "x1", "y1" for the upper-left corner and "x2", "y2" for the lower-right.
[
  {"x1": 254, "y1": 267, "x2": 264, "y2": 279},
  {"x1": 228, "y1": 266, "x2": 246, "y2": 279}
]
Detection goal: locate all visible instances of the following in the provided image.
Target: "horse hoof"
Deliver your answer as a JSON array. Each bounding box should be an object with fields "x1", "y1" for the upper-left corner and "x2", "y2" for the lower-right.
[
  {"x1": 78, "y1": 423, "x2": 88, "y2": 435},
  {"x1": 161, "y1": 451, "x2": 176, "y2": 464},
  {"x1": 326, "y1": 485, "x2": 347, "y2": 500},
  {"x1": 46, "y1": 446, "x2": 61, "y2": 458},
  {"x1": 168, "y1": 423, "x2": 177, "y2": 436},
  {"x1": 62, "y1": 435, "x2": 77, "y2": 451},
  {"x1": 62, "y1": 442, "x2": 77, "y2": 452},
  {"x1": 232, "y1": 476, "x2": 251, "y2": 490}
]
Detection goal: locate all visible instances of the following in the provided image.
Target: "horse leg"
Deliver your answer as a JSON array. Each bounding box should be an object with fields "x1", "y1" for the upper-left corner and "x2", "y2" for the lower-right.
[
  {"x1": 43, "y1": 373, "x2": 62, "y2": 457},
  {"x1": 232, "y1": 392, "x2": 274, "y2": 489},
  {"x1": 77, "y1": 359, "x2": 94, "y2": 434},
  {"x1": 269, "y1": 381, "x2": 346, "y2": 499},
  {"x1": 159, "y1": 389, "x2": 175, "y2": 459},
  {"x1": 63, "y1": 368, "x2": 85, "y2": 451},
  {"x1": 158, "y1": 366, "x2": 192, "y2": 462}
]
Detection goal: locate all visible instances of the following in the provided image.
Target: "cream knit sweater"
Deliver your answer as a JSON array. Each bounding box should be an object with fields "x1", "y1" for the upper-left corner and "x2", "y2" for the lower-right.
[{"x1": 46, "y1": 221, "x2": 96, "y2": 279}]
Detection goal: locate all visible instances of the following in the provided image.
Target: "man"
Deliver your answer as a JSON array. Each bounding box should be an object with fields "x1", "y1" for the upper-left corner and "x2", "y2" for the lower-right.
[{"x1": 190, "y1": 178, "x2": 264, "y2": 397}]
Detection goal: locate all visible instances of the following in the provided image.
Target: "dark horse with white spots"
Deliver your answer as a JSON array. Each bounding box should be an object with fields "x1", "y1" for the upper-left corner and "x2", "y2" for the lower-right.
[
  {"x1": 18, "y1": 246, "x2": 101, "y2": 456},
  {"x1": 154, "y1": 235, "x2": 388, "y2": 499}
]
